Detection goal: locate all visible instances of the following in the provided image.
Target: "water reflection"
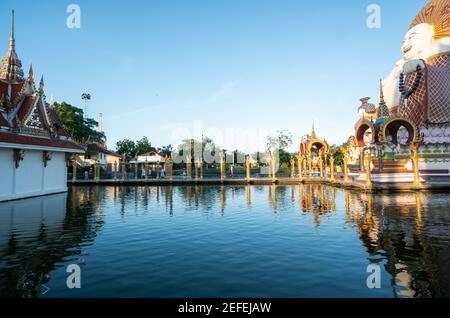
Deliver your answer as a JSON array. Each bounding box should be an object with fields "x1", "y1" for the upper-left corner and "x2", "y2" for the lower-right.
[{"x1": 0, "y1": 185, "x2": 449, "y2": 297}]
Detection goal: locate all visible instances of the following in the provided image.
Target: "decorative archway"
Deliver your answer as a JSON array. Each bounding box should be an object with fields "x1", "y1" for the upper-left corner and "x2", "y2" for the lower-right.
[
  {"x1": 378, "y1": 116, "x2": 421, "y2": 145},
  {"x1": 355, "y1": 119, "x2": 376, "y2": 147},
  {"x1": 307, "y1": 139, "x2": 329, "y2": 156}
]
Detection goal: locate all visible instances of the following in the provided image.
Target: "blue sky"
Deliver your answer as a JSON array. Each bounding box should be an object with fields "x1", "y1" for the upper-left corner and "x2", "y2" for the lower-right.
[{"x1": 0, "y1": 0, "x2": 428, "y2": 151}]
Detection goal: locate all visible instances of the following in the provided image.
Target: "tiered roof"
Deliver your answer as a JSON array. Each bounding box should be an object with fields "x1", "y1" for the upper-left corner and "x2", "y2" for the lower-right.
[{"x1": 0, "y1": 11, "x2": 83, "y2": 153}]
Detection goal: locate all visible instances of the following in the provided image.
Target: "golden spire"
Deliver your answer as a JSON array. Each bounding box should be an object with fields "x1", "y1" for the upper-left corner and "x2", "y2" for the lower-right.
[
  {"x1": 377, "y1": 79, "x2": 390, "y2": 119},
  {"x1": 9, "y1": 10, "x2": 15, "y2": 52},
  {"x1": 311, "y1": 120, "x2": 317, "y2": 139},
  {"x1": 0, "y1": 10, "x2": 24, "y2": 83}
]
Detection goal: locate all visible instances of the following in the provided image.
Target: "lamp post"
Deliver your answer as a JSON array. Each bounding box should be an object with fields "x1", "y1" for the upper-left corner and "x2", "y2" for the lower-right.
[{"x1": 81, "y1": 93, "x2": 91, "y2": 119}]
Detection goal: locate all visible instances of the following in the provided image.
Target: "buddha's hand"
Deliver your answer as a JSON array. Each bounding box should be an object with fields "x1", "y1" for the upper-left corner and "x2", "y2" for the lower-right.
[{"x1": 403, "y1": 59, "x2": 425, "y2": 74}]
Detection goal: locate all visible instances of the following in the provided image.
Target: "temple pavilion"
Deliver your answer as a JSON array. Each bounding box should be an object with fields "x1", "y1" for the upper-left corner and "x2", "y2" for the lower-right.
[{"x1": 0, "y1": 11, "x2": 83, "y2": 201}]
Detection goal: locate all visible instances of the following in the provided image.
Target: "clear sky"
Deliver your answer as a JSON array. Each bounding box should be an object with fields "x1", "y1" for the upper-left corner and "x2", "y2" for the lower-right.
[{"x1": 0, "y1": 0, "x2": 428, "y2": 152}]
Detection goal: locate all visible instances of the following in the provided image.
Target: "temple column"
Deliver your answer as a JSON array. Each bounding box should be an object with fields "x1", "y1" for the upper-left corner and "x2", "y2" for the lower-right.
[
  {"x1": 308, "y1": 155, "x2": 312, "y2": 178},
  {"x1": 121, "y1": 156, "x2": 126, "y2": 181},
  {"x1": 343, "y1": 155, "x2": 349, "y2": 183},
  {"x1": 330, "y1": 155, "x2": 335, "y2": 182},
  {"x1": 246, "y1": 156, "x2": 251, "y2": 183},
  {"x1": 319, "y1": 156, "x2": 324, "y2": 180},
  {"x1": 220, "y1": 154, "x2": 225, "y2": 181},
  {"x1": 72, "y1": 160, "x2": 77, "y2": 182},
  {"x1": 364, "y1": 151, "x2": 372, "y2": 188},
  {"x1": 114, "y1": 161, "x2": 118, "y2": 181},
  {"x1": 290, "y1": 158, "x2": 295, "y2": 180},
  {"x1": 297, "y1": 156, "x2": 303, "y2": 181},
  {"x1": 411, "y1": 144, "x2": 421, "y2": 187}
]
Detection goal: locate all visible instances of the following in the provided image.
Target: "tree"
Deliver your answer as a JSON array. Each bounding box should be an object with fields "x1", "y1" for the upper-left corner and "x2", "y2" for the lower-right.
[
  {"x1": 136, "y1": 136, "x2": 154, "y2": 155},
  {"x1": 54, "y1": 102, "x2": 104, "y2": 144},
  {"x1": 266, "y1": 130, "x2": 294, "y2": 166},
  {"x1": 115, "y1": 139, "x2": 136, "y2": 157},
  {"x1": 266, "y1": 130, "x2": 293, "y2": 152},
  {"x1": 158, "y1": 145, "x2": 173, "y2": 157}
]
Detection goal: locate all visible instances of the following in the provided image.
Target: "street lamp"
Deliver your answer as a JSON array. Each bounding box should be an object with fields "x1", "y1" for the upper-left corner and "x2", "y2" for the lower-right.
[{"x1": 81, "y1": 93, "x2": 91, "y2": 118}]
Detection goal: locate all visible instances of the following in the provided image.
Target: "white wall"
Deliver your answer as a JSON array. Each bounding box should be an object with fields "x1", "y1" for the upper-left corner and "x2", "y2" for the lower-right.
[{"x1": 0, "y1": 148, "x2": 69, "y2": 202}]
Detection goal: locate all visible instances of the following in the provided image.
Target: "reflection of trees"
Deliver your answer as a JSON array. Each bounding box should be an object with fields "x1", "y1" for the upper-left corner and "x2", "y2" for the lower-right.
[{"x1": 0, "y1": 188, "x2": 104, "y2": 298}]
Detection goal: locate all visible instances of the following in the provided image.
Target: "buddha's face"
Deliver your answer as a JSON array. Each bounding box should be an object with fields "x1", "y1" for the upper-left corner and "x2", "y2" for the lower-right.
[{"x1": 401, "y1": 23, "x2": 434, "y2": 61}]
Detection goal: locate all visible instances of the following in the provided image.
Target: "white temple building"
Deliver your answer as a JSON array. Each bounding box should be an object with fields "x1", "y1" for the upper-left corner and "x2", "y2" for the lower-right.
[{"x1": 0, "y1": 11, "x2": 84, "y2": 202}]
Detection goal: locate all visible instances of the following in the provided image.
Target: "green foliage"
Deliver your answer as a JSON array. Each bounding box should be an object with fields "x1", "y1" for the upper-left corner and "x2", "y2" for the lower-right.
[
  {"x1": 53, "y1": 102, "x2": 104, "y2": 145},
  {"x1": 115, "y1": 139, "x2": 136, "y2": 157},
  {"x1": 329, "y1": 143, "x2": 347, "y2": 166},
  {"x1": 136, "y1": 136, "x2": 155, "y2": 155}
]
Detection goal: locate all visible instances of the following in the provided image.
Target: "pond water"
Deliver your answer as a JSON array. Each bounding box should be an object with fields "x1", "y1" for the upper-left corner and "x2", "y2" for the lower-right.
[{"x1": 0, "y1": 185, "x2": 449, "y2": 298}]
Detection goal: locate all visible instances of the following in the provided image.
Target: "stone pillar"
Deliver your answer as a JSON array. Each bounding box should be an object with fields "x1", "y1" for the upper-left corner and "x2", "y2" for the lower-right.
[
  {"x1": 134, "y1": 161, "x2": 138, "y2": 180},
  {"x1": 114, "y1": 161, "x2": 118, "y2": 181},
  {"x1": 199, "y1": 160, "x2": 203, "y2": 179}
]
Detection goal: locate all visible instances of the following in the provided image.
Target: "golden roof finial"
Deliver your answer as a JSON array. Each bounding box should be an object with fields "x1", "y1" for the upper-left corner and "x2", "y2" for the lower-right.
[
  {"x1": 10, "y1": 10, "x2": 15, "y2": 52},
  {"x1": 0, "y1": 10, "x2": 24, "y2": 83},
  {"x1": 311, "y1": 120, "x2": 317, "y2": 139}
]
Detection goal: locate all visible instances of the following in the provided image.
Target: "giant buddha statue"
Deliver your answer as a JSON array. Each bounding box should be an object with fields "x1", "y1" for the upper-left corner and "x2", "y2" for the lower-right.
[{"x1": 382, "y1": 0, "x2": 449, "y2": 127}]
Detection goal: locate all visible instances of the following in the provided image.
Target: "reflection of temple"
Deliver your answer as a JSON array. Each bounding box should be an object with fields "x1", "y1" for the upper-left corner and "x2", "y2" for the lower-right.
[
  {"x1": 0, "y1": 191, "x2": 100, "y2": 297},
  {"x1": 349, "y1": 0, "x2": 450, "y2": 187},
  {"x1": 345, "y1": 190, "x2": 450, "y2": 297},
  {"x1": 298, "y1": 184, "x2": 336, "y2": 227}
]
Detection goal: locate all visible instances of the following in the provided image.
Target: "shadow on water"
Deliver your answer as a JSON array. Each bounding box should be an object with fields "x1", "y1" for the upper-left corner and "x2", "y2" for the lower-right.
[{"x1": 0, "y1": 185, "x2": 449, "y2": 297}]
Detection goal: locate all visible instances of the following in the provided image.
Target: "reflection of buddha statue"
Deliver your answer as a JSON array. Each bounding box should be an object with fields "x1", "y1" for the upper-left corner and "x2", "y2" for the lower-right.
[{"x1": 382, "y1": 0, "x2": 450, "y2": 126}]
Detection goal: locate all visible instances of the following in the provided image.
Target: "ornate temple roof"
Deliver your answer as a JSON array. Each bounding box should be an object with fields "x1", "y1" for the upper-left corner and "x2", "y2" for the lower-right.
[
  {"x1": 0, "y1": 11, "x2": 24, "y2": 83},
  {"x1": 0, "y1": 11, "x2": 83, "y2": 153},
  {"x1": 376, "y1": 80, "x2": 390, "y2": 121}
]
